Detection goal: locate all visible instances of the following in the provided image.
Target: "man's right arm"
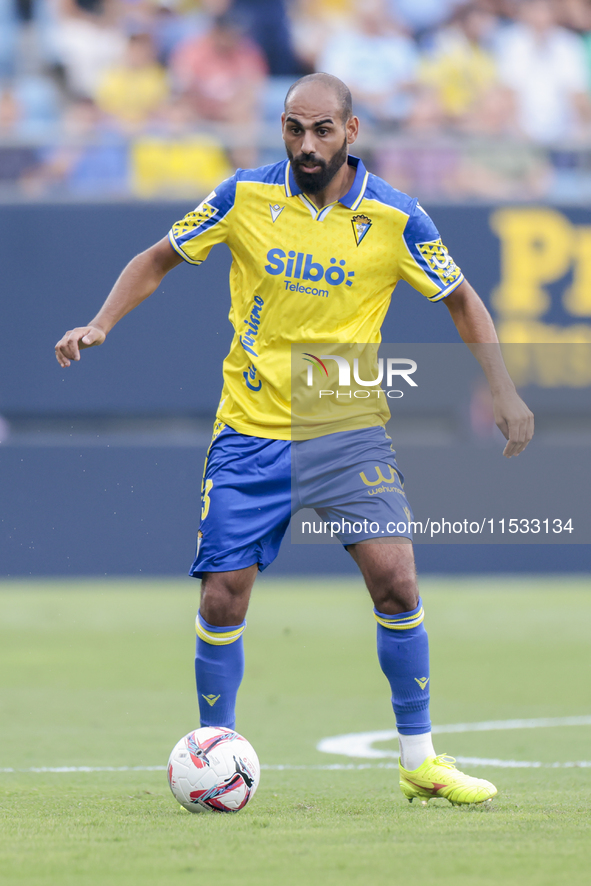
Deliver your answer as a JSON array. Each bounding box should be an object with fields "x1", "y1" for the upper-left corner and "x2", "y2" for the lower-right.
[{"x1": 55, "y1": 236, "x2": 184, "y2": 368}]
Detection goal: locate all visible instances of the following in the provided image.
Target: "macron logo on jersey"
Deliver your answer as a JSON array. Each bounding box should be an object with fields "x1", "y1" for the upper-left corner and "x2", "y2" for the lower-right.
[
  {"x1": 269, "y1": 203, "x2": 284, "y2": 223},
  {"x1": 265, "y1": 248, "x2": 355, "y2": 294}
]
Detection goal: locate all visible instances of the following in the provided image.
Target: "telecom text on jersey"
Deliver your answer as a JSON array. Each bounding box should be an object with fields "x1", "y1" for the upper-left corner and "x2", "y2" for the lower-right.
[{"x1": 265, "y1": 248, "x2": 356, "y2": 296}]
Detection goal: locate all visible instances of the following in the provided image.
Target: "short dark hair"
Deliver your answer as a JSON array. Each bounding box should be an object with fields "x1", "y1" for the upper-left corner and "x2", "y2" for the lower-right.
[{"x1": 284, "y1": 73, "x2": 353, "y2": 123}]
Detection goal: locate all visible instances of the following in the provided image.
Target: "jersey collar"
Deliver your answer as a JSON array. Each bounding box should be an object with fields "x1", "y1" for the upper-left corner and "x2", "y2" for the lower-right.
[{"x1": 284, "y1": 155, "x2": 368, "y2": 210}]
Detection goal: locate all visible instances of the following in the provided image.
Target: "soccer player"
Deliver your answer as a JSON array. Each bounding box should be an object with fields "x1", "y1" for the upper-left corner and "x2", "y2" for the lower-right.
[{"x1": 55, "y1": 73, "x2": 533, "y2": 806}]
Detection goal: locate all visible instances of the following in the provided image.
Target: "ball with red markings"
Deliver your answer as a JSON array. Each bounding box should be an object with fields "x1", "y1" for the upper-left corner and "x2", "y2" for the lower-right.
[{"x1": 167, "y1": 727, "x2": 260, "y2": 813}]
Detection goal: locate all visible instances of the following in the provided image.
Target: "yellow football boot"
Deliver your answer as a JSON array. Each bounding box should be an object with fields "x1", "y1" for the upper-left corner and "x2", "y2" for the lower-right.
[{"x1": 399, "y1": 754, "x2": 497, "y2": 806}]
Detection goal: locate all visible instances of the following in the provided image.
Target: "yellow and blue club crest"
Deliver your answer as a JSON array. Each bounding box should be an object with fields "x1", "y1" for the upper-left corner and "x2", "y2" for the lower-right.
[{"x1": 351, "y1": 214, "x2": 372, "y2": 246}]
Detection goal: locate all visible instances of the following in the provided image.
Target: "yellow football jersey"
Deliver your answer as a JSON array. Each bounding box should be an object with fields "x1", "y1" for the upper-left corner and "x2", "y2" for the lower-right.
[{"x1": 168, "y1": 156, "x2": 463, "y2": 440}]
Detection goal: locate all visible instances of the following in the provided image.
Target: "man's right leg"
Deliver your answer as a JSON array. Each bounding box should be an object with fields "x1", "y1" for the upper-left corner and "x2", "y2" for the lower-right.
[
  {"x1": 195, "y1": 565, "x2": 258, "y2": 730},
  {"x1": 190, "y1": 424, "x2": 292, "y2": 729}
]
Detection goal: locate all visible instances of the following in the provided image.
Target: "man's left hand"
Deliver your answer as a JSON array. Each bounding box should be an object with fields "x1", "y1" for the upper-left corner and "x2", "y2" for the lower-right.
[{"x1": 492, "y1": 389, "x2": 534, "y2": 457}]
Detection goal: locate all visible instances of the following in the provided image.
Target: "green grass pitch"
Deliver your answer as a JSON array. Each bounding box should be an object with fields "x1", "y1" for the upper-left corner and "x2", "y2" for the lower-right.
[{"x1": 1, "y1": 576, "x2": 590, "y2": 886}]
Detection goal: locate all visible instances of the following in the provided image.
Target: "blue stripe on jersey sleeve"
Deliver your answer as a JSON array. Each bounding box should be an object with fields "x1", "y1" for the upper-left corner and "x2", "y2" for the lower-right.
[
  {"x1": 362, "y1": 178, "x2": 463, "y2": 298},
  {"x1": 403, "y1": 200, "x2": 440, "y2": 246},
  {"x1": 403, "y1": 202, "x2": 463, "y2": 299},
  {"x1": 173, "y1": 174, "x2": 238, "y2": 250},
  {"x1": 172, "y1": 161, "x2": 287, "y2": 255}
]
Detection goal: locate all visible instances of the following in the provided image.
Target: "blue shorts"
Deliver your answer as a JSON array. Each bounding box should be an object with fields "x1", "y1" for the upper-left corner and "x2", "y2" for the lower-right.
[{"x1": 190, "y1": 424, "x2": 414, "y2": 578}]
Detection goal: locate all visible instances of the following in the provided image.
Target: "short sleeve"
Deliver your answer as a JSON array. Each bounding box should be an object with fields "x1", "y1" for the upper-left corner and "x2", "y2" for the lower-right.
[
  {"x1": 398, "y1": 201, "x2": 464, "y2": 301},
  {"x1": 168, "y1": 174, "x2": 237, "y2": 265}
]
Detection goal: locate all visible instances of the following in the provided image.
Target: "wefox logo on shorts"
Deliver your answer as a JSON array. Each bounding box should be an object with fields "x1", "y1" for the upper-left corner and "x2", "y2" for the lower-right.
[
  {"x1": 265, "y1": 248, "x2": 355, "y2": 298},
  {"x1": 303, "y1": 352, "x2": 418, "y2": 399}
]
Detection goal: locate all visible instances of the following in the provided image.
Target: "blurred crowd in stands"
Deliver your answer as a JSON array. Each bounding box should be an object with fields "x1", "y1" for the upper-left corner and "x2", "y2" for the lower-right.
[{"x1": 2, "y1": 0, "x2": 591, "y2": 202}]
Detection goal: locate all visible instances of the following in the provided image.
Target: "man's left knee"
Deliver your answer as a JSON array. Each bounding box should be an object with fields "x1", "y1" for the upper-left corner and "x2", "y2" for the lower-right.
[
  {"x1": 373, "y1": 576, "x2": 419, "y2": 614},
  {"x1": 348, "y1": 540, "x2": 419, "y2": 614}
]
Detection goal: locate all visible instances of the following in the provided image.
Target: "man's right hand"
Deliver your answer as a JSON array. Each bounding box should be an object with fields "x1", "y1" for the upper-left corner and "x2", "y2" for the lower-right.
[{"x1": 55, "y1": 326, "x2": 106, "y2": 367}]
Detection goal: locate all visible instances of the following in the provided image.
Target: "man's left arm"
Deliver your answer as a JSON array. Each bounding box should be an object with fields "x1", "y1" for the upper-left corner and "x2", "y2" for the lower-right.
[{"x1": 445, "y1": 279, "x2": 534, "y2": 458}]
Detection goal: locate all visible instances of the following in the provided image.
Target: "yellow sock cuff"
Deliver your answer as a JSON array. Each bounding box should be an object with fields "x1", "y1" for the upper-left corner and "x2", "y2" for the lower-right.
[
  {"x1": 195, "y1": 613, "x2": 246, "y2": 646},
  {"x1": 374, "y1": 604, "x2": 424, "y2": 631}
]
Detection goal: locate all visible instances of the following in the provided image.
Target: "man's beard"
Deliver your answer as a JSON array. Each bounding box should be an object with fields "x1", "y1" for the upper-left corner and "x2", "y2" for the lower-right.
[{"x1": 287, "y1": 136, "x2": 348, "y2": 194}]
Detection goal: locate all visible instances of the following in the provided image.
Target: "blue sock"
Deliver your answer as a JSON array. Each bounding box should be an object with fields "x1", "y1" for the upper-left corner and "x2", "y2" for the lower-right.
[
  {"x1": 195, "y1": 612, "x2": 245, "y2": 730},
  {"x1": 374, "y1": 598, "x2": 431, "y2": 735}
]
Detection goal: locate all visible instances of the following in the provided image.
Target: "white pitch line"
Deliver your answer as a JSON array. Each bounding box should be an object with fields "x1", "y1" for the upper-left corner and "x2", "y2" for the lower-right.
[
  {"x1": 432, "y1": 716, "x2": 591, "y2": 734},
  {"x1": 317, "y1": 715, "x2": 591, "y2": 761},
  {"x1": 2, "y1": 760, "x2": 591, "y2": 774},
  {"x1": 264, "y1": 759, "x2": 591, "y2": 770},
  {"x1": 2, "y1": 717, "x2": 591, "y2": 774},
  {"x1": 0, "y1": 766, "x2": 167, "y2": 774}
]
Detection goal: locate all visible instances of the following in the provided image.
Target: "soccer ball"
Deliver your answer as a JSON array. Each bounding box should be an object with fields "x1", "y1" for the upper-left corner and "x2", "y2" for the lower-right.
[{"x1": 167, "y1": 727, "x2": 260, "y2": 813}]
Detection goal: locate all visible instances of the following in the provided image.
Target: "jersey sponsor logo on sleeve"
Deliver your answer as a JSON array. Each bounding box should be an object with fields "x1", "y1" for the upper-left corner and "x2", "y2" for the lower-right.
[
  {"x1": 351, "y1": 214, "x2": 372, "y2": 246},
  {"x1": 416, "y1": 239, "x2": 462, "y2": 286},
  {"x1": 172, "y1": 192, "x2": 218, "y2": 238}
]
